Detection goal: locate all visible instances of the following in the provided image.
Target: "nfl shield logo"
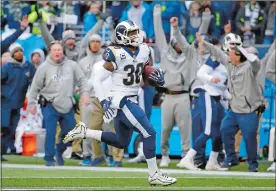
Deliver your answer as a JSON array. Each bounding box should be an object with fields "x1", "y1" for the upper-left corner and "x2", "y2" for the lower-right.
[{"x1": 25, "y1": 72, "x2": 30, "y2": 77}]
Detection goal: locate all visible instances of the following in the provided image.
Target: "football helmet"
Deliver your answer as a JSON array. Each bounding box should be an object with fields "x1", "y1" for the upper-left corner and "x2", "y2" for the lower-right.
[
  {"x1": 222, "y1": 33, "x2": 242, "y2": 52},
  {"x1": 114, "y1": 20, "x2": 142, "y2": 47}
]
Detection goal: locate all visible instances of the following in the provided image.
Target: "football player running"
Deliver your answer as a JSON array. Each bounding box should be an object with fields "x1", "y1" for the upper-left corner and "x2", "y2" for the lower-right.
[{"x1": 64, "y1": 20, "x2": 177, "y2": 186}]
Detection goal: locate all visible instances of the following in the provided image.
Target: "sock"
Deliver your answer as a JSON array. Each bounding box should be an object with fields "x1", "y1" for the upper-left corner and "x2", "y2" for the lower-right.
[
  {"x1": 86, "y1": 129, "x2": 102, "y2": 141},
  {"x1": 146, "y1": 157, "x2": 158, "y2": 177},
  {"x1": 209, "y1": 151, "x2": 219, "y2": 163},
  {"x1": 187, "y1": 149, "x2": 197, "y2": 159}
]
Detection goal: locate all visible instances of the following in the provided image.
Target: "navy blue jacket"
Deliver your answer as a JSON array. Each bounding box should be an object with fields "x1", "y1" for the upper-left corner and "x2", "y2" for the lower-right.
[
  {"x1": 1, "y1": 58, "x2": 36, "y2": 109},
  {"x1": 1, "y1": 28, "x2": 24, "y2": 54}
]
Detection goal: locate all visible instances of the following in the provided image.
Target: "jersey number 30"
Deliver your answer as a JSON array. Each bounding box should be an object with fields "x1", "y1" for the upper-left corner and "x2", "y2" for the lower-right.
[{"x1": 123, "y1": 63, "x2": 143, "y2": 86}]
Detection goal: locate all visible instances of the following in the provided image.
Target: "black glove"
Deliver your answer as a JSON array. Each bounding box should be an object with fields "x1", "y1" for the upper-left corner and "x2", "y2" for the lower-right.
[
  {"x1": 99, "y1": 9, "x2": 112, "y2": 21},
  {"x1": 73, "y1": 101, "x2": 80, "y2": 115}
]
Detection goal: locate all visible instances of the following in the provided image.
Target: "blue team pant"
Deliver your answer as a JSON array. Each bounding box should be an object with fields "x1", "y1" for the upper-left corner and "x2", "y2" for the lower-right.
[
  {"x1": 191, "y1": 97, "x2": 206, "y2": 162},
  {"x1": 221, "y1": 110, "x2": 259, "y2": 169},
  {"x1": 42, "y1": 104, "x2": 75, "y2": 162},
  {"x1": 193, "y1": 92, "x2": 224, "y2": 153},
  {"x1": 1, "y1": 106, "x2": 21, "y2": 154},
  {"x1": 101, "y1": 97, "x2": 156, "y2": 159}
]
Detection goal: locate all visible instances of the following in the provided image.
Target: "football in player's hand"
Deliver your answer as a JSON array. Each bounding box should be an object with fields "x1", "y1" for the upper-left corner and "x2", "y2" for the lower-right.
[{"x1": 142, "y1": 65, "x2": 158, "y2": 86}]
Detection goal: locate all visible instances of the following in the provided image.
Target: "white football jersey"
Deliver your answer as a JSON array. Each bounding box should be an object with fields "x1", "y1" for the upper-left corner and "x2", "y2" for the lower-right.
[{"x1": 103, "y1": 43, "x2": 151, "y2": 108}]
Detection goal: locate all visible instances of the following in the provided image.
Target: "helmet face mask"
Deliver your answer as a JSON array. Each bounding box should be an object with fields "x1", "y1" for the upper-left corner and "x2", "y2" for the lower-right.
[
  {"x1": 223, "y1": 33, "x2": 243, "y2": 52},
  {"x1": 115, "y1": 21, "x2": 142, "y2": 47}
]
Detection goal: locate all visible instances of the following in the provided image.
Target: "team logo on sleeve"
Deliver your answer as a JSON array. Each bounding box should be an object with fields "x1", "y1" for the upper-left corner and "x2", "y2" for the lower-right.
[
  {"x1": 120, "y1": 53, "x2": 126, "y2": 60},
  {"x1": 104, "y1": 52, "x2": 110, "y2": 60}
]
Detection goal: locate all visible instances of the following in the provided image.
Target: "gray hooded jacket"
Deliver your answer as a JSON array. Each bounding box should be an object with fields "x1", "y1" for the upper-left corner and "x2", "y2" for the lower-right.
[
  {"x1": 30, "y1": 48, "x2": 45, "y2": 66},
  {"x1": 168, "y1": 11, "x2": 212, "y2": 95},
  {"x1": 79, "y1": 35, "x2": 104, "y2": 96},
  {"x1": 204, "y1": 41, "x2": 263, "y2": 113},
  {"x1": 28, "y1": 56, "x2": 89, "y2": 114},
  {"x1": 154, "y1": 5, "x2": 203, "y2": 91},
  {"x1": 265, "y1": 49, "x2": 275, "y2": 84},
  {"x1": 256, "y1": 40, "x2": 275, "y2": 88}
]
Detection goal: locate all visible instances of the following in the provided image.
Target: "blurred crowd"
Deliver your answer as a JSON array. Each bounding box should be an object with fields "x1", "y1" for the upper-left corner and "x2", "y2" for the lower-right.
[
  {"x1": 1, "y1": 1, "x2": 276, "y2": 45},
  {"x1": 1, "y1": 0, "x2": 275, "y2": 172}
]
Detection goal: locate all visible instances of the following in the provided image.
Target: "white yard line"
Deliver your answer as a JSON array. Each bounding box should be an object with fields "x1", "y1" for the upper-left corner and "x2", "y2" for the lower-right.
[
  {"x1": 2, "y1": 176, "x2": 274, "y2": 179},
  {"x1": 2, "y1": 164, "x2": 275, "y2": 178},
  {"x1": 2, "y1": 187, "x2": 276, "y2": 191}
]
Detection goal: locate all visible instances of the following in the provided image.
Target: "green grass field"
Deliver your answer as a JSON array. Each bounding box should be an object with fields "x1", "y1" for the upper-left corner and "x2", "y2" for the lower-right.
[{"x1": 1, "y1": 155, "x2": 275, "y2": 190}]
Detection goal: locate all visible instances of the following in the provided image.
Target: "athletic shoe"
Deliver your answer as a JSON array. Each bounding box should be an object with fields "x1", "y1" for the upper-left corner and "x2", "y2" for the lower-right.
[
  {"x1": 148, "y1": 170, "x2": 177, "y2": 186},
  {"x1": 205, "y1": 161, "x2": 227, "y2": 171},
  {"x1": 79, "y1": 157, "x2": 92, "y2": 166},
  {"x1": 128, "y1": 154, "x2": 146, "y2": 163},
  {"x1": 91, "y1": 156, "x2": 105, "y2": 167},
  {"x1": 55, "y1": 151, "x2": 64, "y2": 166},
  {"x1": 159, "y1": 155, "x2": 170, "y2": 167},
  {"x1": 249, "y1": 167, "x2": 258, "y2": 172},
  {"x1": 1, "y1": 156, "x2": 8, "y2": 162},
  {"x1": 113, "y1": 161, "x2": 123, "y2": 167},
  {"x1": 176, "y1": 156, "x2": 201, "y2": 170},
  {"x1": 63, "y1": 121, "x2": 87, "y2": 143},
  {"x1": 45, "y1": 161, "x2": 55, "y2": 166},
  {"x1": 267, "y1": 162, "x2": 276, "y2": 172}
]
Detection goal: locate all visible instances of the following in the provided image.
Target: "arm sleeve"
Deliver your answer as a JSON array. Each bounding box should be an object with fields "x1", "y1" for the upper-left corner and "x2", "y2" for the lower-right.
[
  {"x1": 251, "y1": 59, "x2": 261, "y2": 76},
  {"x1": 39, "y1": 19, "x2": 55, "y2": 51},
  {"x1": 204, "y1": 41, "x2": 229, "y2": 65},
  {"x1": 262, "y1": 39, "x2": 276, "y2": 65},
  {"x1": 93, "y1": 65, "x2": 112, "y2": 102},
  {"x1": 79, "y1": 19, "x2": 104, "y2": 49},
  {"x1": 1, "y1": 28, "x2": 24, "y2": 54},
  {"x1": 197, "y1": 64, "x2": 214, "y2": 82},
  {"x1": 198, "y1": 11, "x2": 212, "y2": 34},
  {"x1": 265, "y1": 50, "x2": 276, "y2": 83},
  {"x1": 1, "y1": 64, "x2": 9, "y2": 81},
  {"x1": 74, "y1": 64, "x2": 89, "y2": 97},
  {"x1": 102, "y1": 47, "x2": 117, "y2": 70},
  {"x1": 27, "y1": 67, "x2": 45, "y2": 107},
  {"x1": 173, "y1": 26, "x2": 193, "y2": 53},
  {"x1": 153, "y1": 5, "x2": 168, "y2": 51}
]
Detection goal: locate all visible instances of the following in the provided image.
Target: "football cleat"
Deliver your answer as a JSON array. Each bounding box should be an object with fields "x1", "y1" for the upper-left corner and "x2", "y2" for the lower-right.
[
  {"x1": 63, "y1": 121, "x2": 87, "y2": 143},
  {"x1": 148, "y1": 170, "x2": 177, "y2": 186}
]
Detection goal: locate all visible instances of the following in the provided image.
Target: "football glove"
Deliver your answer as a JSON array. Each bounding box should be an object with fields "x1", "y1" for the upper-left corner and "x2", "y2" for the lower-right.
[
  {"x1": 149, "y1": 68, "x2": 165, "y2": 87},
  {"x1": 100, "y1": 98, "x2": 117, "y2": 122}
]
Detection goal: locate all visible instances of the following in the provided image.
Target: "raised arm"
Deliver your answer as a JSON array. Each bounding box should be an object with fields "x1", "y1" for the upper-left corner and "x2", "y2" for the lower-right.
[
  {"x1": 171, "y1": 17, "x2": 193, "y2": 53},
  {"x1": 79, "y1": 19, "x2": 104, "y2": 49},
  {"x1": 198, "y1": 10, "x2": 212, "y2": 34},
  {"x1": 196, "y1": 32, "x2": 229, "y2": 65},
  {"x1": 1, "y1": 15, "x2": 29, "y2": 54},
  {"x1": 153, "y1": 4, "x2": 168, "y2": 51},
  {"x1": 265, "y1": 50, "x2": 276, "y2": 83},
  {"x1": 39, "y1": 19, "x2": 55, "y2": 51}
]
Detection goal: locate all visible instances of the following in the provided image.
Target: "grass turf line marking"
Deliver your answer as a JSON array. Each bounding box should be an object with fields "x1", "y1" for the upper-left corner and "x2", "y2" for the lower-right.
[
  {"x1": 3, "y1": 187, "x2": 276, "y2": 191},
  {"x1": 2, "y1": 176, "x2": 275, "y2": 179},
  {"x1": 3, "y1": 164, "x2": 275, "y2": 178}
]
